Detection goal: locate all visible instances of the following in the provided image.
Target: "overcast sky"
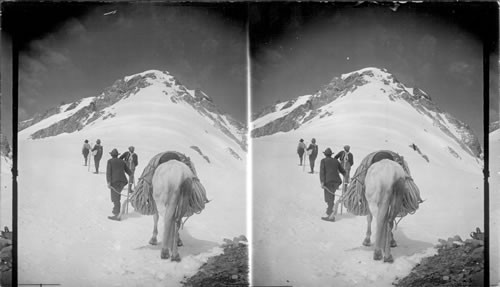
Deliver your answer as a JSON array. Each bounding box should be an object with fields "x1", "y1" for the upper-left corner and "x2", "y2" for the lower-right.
[
  {"x1": 1, "y1": 3, "x2": 248, "y2": 142},
  {"x1": 250, "y1": 3, "x2": 498, "y2": 146}
]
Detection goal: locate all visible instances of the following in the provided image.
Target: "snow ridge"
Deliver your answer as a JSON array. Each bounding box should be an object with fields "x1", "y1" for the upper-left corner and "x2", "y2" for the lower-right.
[
  {"x1": 251, "y1": 67, "x2": 481, "y2": 159},
  {"x1": 18, "y1": 70, "x2": 247, "y2": 151}
]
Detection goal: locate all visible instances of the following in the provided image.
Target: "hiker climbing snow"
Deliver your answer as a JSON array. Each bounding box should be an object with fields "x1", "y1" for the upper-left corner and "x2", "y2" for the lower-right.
[
  {"x1": 334, "y1": 145, "x2": 354, "y2": 184},
  {"x1": 82, "y1": 139, "x2": 91, "y2": 166},
  {"x1": 119, "y1": 146, "x2": 139, "y2": 190},
  {"x1": 306, "y1": 138, "x2": 318, "y2": 173},
  {"x1": 91, "y1": 139, "x2": 104, "y2": 174},
  {"x1": 297, "y1": 139, "x2": 306, "y2": 166},
  {"x1": 319, "y1": 148, "x2": 346, "y2": 222},
  {"x1": 106, "y1": 148, "x2": 132, "y2": 221}
]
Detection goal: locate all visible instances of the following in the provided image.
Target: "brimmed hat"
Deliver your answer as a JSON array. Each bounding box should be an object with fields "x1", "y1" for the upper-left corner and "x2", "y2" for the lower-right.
[
  {"x1": 323, "y1": 148, "x2": 333, "y2": 156},
  {"x1": 109, "y1": 148, "x2": 120, "y2": 157}
]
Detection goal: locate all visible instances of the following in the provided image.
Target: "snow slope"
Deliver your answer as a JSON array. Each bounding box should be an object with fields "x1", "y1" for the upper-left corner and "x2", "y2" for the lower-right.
[
  {"x1": 251, "y1": 67, "x2": 483, "y2": 286},
  {"x1": 490, "y1": 129, "x2": 500, "y2": 286},
  {"x1": 17, "y1": 71, "x2": 246, "y2": 286},
  {"x1": 252, "y1": 67, "x2": 482, "y2": 160}
]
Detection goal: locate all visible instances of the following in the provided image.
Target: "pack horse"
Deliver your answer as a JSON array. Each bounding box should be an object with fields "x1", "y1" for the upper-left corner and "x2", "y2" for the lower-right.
[
  {"x1": 129, "y1": 151, "x2": 209, "y2": 261},
  {"x1": 362, "y1": 159, "x2": 408, "y2": 263},
  {"x1": 342, "y1": 150, "x2": 422, "y2": 263}
]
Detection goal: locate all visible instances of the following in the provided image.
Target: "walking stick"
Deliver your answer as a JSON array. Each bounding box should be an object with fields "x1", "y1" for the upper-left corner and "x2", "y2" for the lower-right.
[
  {"x1": 323, "y1": 185, "x2": 346, "y2": 220},
  {"x1": 302, "y1": 152, "x2": 305, "y2": 171}
]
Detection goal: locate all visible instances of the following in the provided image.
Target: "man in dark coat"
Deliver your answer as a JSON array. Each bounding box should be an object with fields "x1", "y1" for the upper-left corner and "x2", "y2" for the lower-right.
[
  {"x1": 82, "y1": 140, "x2": 91, "y2": 166},
  {"x1": 106, "y1": 148, "x2": 132, "y2": 221},
  {"x1": 119, "y1": 146, "x2": 139, "y2": 187},
  {"x1": 306, "y1": 138, "x2": 318, "y2": 173},
  {"x1": 320, "y1": 148, "x2": 346, "y2": 221},
  {"x1": 91, "y1": 139, "x2": 103, "y2": 174},
  {"x1": 297, "y1": 139, "x2": 306, "y2": 166},
  {"x1": 334, "y1": 145, "x2": 354, "y2": 184}
]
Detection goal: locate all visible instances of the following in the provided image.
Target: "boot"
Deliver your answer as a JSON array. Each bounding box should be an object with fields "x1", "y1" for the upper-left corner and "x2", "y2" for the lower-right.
[{"x1": 108, "y1": 215, "x2": 120, "y2": 221}]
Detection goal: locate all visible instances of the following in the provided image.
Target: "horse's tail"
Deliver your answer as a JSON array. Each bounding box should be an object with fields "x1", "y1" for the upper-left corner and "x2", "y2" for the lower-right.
[
  {"x1": 175, "y1": 177, "x2": 209, "y2": 224},
  {"x1": 388, "y1": 177, "x2": 406, "y2": 221}
]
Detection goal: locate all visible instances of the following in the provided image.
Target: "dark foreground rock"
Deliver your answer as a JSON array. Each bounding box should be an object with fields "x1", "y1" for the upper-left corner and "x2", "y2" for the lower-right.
[
  {"x1": 0, "y1": 227, "x2": 12, "y2": 287},
  {"x1": 394, "y1": 228, "x2": 484, "y2": 287},
  {"x1": 183, "y1": 235, "x2": 248, "y2": 287}
]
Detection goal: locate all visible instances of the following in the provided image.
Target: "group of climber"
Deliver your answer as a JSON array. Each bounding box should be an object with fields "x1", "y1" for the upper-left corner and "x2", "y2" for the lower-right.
[
  {"x1": 297, "y1": 139, "x2": 354, "y2": 222},
  {"x1": 81, "y1": 140, "x2": 139, "y2": 221},
  {"x1": 81, "y1": 139, "x2": 104, "y2": 173}
]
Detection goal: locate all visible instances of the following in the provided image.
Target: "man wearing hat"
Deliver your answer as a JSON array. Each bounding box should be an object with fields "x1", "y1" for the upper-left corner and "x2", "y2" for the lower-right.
[
  {"x1": 119, "y1": 146, "x2": 139, "y2": 187},
  {"x1": 320, "y1": 147, "x2": 346, "y2": 221},
  {"x1": 334, "y1": 145, "x2": 354, "y2": 184},
  {"x1": 106, "y1": 148, "x2": 132, "y2": 221}
]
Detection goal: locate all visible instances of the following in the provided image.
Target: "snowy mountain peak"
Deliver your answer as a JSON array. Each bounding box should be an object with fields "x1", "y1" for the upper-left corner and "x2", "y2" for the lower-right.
[
  {"x1": 18, "y1": 69, "x2": 247, "y2": 153},
  {"x1": 252, "y1": 67, "x2": 482, "y2": 167},
  {"x1": 124, "y1": 69, "x2": 172, "y2": 82}
]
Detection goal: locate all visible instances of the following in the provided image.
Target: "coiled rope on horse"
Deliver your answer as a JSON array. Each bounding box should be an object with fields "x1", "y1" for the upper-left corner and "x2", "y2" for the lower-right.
[
  {"x1": 130, "y1": 151, "x2": 203, "y2": 216},
  {"x1": 342, "y1": 150, "x2": 423, "y2": 217}
]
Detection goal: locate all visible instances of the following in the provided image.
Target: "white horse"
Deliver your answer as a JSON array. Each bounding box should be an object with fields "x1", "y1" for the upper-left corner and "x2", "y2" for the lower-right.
[
  {"x1": 147, "y1": 160, "x2": 197, "y2": 261},
  {"x1": 362, "y1": 159, "x2": 407, "y2": 263}
]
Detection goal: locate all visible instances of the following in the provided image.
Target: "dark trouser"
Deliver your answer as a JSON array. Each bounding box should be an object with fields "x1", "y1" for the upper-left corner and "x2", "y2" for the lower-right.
[
  {"x1": 344, "y1": 166, "x2": 351, "y2": 184},
  {"x1": 298, "y1": 152, "x2": 304, "y2": 165},
  {"x1": 324, "y1": 182, "x2": 341, "y2": 215},
  {"x1": 309, "y1": 156, "x2": 316, "y2": 172},
  {"x1": 110, "y1": 182, "x2": 127, "y2": 215},
  {"x1": 83, "y1": 152, "x2": 89, "y2": 165},
  {"x1": 94, "y1": 156, "x2": 101, "y2": 172}
]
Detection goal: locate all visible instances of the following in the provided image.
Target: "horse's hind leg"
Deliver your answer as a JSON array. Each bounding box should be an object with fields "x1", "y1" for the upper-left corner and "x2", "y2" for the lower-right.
[
  {"x1": 149, "y1": 212, "x2": 159, "y2": 246},
  {"x1": 373, "y1": 208, "x2": 386, "y2": 261},
  {"x1": 363, "y1": 214, "x2": 372, "y2": 246},
  {"x1": 383, "y1": 222, "x2": 394, "y2": 263},
  {"x1": 171, "y1": 221, "x2": 181, "y2": 262},
  {"x1": 390, "y1": 229, "x2": 397, "y2": 248},
  {"x1": 176, "y1": 221, "x2": 183, "y2": 247}
]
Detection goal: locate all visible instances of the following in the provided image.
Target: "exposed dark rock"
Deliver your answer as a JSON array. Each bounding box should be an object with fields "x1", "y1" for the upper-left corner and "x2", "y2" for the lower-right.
[
  {"x1": 489, "y1": 120, "x2": 499, "y2": 133},
  {"x1": 0, "y1": 227, "x2": 12, "y2": 287},
  {"x1": 182, "y1": 235, "x2": 248, "y2": 287},
  {"x1": 394, "y1": 228, "x2": 484, "y2": 287},
  {"x1": 227, "y1": 147, "x2": 242, "y2": 160},
  {"x1": 190, "y1": 146, "x2": 211, "y2": 163},
  {"x1": 0, "y1": 134, "x2": 11, "y2": 158}
]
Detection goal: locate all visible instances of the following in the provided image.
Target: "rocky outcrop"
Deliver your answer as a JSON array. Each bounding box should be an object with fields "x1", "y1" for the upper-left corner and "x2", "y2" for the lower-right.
[
  {"x1": 182, "y1": 235, "x2": 248, "y2": 287},
  {"x1": 0, "y1": 134, "x2": 11, "y2": 158},
  {"x1": 490, "y1": 120, "x2": 500, "y2": 133},
  {"x1": 0, "y1": 228, "x2": 12, "y2": 287},
  {"x1": 394, "y1": 228, "x2": 484, "y2": 287}
]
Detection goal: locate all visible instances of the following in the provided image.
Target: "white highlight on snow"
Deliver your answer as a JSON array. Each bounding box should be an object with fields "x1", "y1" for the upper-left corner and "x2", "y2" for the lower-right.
[
  {"x1": 19, "y1": 97, "x2": 96, "y2": 140},
  {"x1": 253, "y1": 95, "x2": 312, "y2": 129}
]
